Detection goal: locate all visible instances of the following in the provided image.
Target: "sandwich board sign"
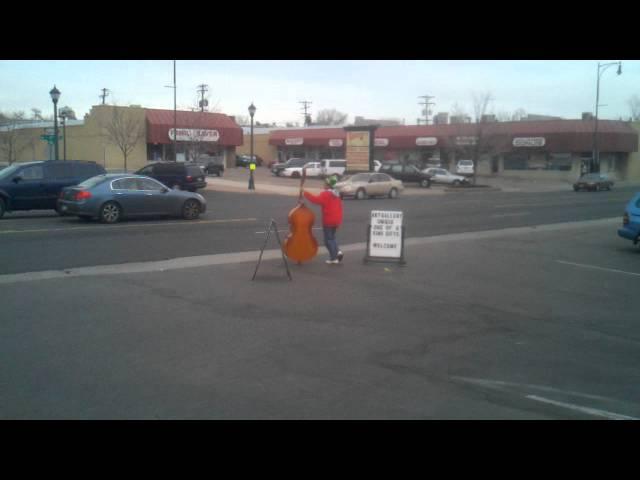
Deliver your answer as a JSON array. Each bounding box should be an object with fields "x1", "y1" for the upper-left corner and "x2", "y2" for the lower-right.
[{"x1": 364, "y1": 210, "x2": 406, "y2": 265}]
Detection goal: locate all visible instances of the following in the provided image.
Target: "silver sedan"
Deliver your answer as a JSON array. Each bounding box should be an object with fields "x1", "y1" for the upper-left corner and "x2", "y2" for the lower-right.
[
  {"x1": 422, "y1": 168, "x2": 470, "y2": 186},
  {"x1": 57, "y1": 174, "x2": 207, "y2": 223}
]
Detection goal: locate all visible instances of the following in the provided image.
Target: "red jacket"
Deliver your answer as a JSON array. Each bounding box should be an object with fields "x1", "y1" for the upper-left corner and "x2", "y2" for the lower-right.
[{"x1": 303, "y1": 189, "x2": 343, "y2": 227}]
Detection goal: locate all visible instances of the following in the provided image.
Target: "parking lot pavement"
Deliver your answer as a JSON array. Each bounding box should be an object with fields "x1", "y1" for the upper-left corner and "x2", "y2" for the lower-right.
[
  {"x1": 206, "y1": 167, "x2": 444, "y2": 196},
  {"x1": 1, "y1": 217, "x2": 638, "y2": 419}
]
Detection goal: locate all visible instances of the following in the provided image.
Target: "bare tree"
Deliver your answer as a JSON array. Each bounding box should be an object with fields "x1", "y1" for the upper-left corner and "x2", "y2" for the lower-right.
[
  {"x1": 31, "y1": 108, "x2": 43, "y2": 121},
  {"x1": 0, "y1": 111, "x2": 34, "y2": 164},
  {"x1": 59, "y1": 106, "x2": 77, "y2": 120},
  {"x1": 102, "y1": 107, "x2": 145, "y2": 172},
  {"x1": 315, "y1": 109, "x2": 348, "y2": 126},
  {"x1": 234, "y1": 114, "x2": 250, "y2": 126},
  {"x1": 629, "y1": 95, "x2": 640, "y2": 122}
]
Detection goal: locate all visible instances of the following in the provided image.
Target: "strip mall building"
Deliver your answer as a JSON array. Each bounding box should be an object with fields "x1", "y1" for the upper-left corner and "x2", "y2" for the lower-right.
[
  {"x1": 237, "y1": 120, "x2": 640, "y2": 180},
  {"x1": 0, "y1": 105, "x2": 243, "y2": 172}
]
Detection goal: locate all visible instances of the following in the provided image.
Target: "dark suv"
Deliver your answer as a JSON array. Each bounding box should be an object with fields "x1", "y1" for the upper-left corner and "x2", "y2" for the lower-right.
[
  {"x1": 0, "y1": 160, "x2": 106, "y2": 218},
  {"x1": 379, "y1": 163, "x2": 432, "y2": 188},
  {"x1": 271, "y1": 158, "x2": 309, "y2": 176},
  {"x1": 135, "y1": 162, "x2": 207, "y2": 191}
]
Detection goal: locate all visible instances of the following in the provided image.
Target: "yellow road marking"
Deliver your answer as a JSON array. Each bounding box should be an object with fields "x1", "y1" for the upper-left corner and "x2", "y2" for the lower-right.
[{"x1": 0, "y1": 218, "x2": 258, "y2": 235}]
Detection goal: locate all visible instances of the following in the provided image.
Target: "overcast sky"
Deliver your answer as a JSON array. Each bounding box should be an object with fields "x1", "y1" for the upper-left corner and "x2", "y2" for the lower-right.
[{"x1": 1, "y1": 60, "x2": 638, "y2": 125}]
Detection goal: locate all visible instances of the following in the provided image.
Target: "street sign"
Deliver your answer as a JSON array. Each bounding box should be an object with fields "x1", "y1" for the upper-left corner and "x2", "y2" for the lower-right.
[{"x1": 40, "y1": 134, "x2": 62, "y2": 145}]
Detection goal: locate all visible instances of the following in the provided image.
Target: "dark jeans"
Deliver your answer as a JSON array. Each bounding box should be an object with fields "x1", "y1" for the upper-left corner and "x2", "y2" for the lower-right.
[{"x1": 323, "y1": 226, "x2": 339, "y2": 260}]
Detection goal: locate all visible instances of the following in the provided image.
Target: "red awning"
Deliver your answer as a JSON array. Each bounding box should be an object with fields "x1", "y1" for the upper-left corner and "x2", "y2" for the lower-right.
[
  {"x1": 146, "y1": 108, "x2": 243, "y2": 146},
  {"x1": 268, "y1": 121, "x2": 638, "y2": 153}
]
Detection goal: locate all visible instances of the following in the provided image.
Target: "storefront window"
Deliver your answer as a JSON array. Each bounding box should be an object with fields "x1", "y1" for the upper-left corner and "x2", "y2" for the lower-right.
[{"x1": 504, "y1": 152, "x2": 572, "y2": 171}]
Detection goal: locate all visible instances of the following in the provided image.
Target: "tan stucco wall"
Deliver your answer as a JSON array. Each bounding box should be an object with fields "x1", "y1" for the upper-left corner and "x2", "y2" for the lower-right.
[
  {"x1": 236, "y1": 132, "x2": 277, "y2": 164},
  {"x1": 0, "y1": 105, "x2": 148, "y2": 172}
]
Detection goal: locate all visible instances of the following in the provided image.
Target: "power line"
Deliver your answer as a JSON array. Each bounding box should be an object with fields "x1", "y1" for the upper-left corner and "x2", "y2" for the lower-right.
[
  {"x1": 299, "y1": 100, "x2": 312, "y2": 126},
  {"x1": 197, "y1": 84, "x2": 209, "y2": 112},
  {"x1": 99, "y1": 88, "x2": 110, "y2": 105},
  {"x1": 418, "y1": 95, "x2": 435, "y2": 125}
]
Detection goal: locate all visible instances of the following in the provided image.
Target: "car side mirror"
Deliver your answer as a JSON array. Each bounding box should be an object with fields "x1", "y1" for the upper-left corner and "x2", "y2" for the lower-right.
[
  {"x1": 161, "y1": 187, "x2": 169, "y2": 193},
  {"x1": 12, "y1": 176, "x2": 22, "y2": 183}
]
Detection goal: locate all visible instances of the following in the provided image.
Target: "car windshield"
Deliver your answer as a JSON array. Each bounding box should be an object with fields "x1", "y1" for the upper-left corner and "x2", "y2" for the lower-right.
[
  {"x1": 345, "y1": 174, "x2": 371, "y2": 183},
  {"x1": 459, "y1": 160, "x2": 473, "y2": 166},
  {"x1": 0, "y1": 163, "x2": 23, "y2": 180},
  {"x1": 78, "y1": 175, "x2": 109, "y2": 189}
]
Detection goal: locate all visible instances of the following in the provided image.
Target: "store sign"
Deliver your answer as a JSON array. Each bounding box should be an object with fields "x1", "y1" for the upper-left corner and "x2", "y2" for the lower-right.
[
  {"x1": 369, "y1": 210, "x2": 403, "y2": 259},
  {"x1": 375, "y1": 138, "x2": 389, "y2": 147},
  {"x1": 346, "y1": 130, "x2": 371, "y2": 171},
  {"x1": 329, "y1": 139, "x2": 343, "y2": 147},
  {"x1": 168, "y1": 128, "x2": 220, "y2": 142},
  {"x1": 513, "y1": 137, "x2": 546, "y2": 147},
  {"x1": 416, "y1": 137, "x2": 438, "y2": 146},
  {"x1": 285, "y1": 137, "x2": 304, "y2": 146},
  {"x1": 455, "y1": 136, "x2": 478, "y2": 146}
]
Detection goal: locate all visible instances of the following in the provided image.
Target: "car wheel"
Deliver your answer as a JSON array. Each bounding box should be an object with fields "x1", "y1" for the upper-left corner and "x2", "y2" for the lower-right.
[
  {"x1": 100, "y1": 201, "x2": 122, "y2": 224},
  {"x1": 388, "y1": 187, "x2": 398, "y2": 199},
  {"x1": 0, "y1": 198, "x2": 5, "y2": 219},
  {"x1": 217, "y1": 171, "x2": 222, "y2": 177},
  {"x1": 182, "y1": 199, "x2": 201, "y2": 220},
  {"x1": 355, "y1": 188, "x2": 367, "y2": 200},
  {"x1": 55, "y1": 205, "x2": 68, "y2": 216},
  {"x1": 292, "y1": 172, "x2": 300, "y2": 179},
  {"x1": 573, "y1": 187, "x2": 579, "y2": 192},
  {"x1": 452, "y1": 180, "x2": 461, "y2": 187},
  {"x1": 420, "y1": 179, "x2": 430, "y2": 188}
]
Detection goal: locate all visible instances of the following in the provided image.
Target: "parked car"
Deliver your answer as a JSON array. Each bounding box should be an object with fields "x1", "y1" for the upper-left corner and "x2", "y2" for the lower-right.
[
  {"x1": 320, "y1": 159, "x2": 347, "y2": 178},
  {"x1": 379, "y1": 163, "x2": 432, "y2": 188},
  {"x1": 190, "y1": 156, "x2": 224, "y2": 176},
  {"x1": 422, "y1": 167, "x2": 470, "y2": 186},
  {"x1": 573, "y1": 173, "x2": 614, "y2": 192},
  {"x1": 271, "y1": 157, "x2": 309, "y2": 176},
  {"x1": 236, "y1": 154, "x2": 264, "y2": 167},
  {"x1": 57, "y1": 174, "x2": 206, "y2": 223},
  {"x1": 282, "y1": 161, "x2": 322, "y2": 178},
  {"x1": 0, "y1": 160, "x2": 106, "y2": 219},
  {"x1": 456, "y1": 159, "x2": 475, "y2": 176},
  {"x1": 617, "y1": 192, "x2": 640, "y2": 247},
  {"x1": 335, "y1": 172, "x2": 404, "y2": 200},
  {"x1": 134, "y1": 162, "x2": 206, "y2": 192}
]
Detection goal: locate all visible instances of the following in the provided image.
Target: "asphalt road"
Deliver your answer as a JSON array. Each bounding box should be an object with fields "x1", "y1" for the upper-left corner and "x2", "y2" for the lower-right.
[
  {"x1": 1, "y1": 213, "x2": 638, "y2": 419},
  {"x1": 0, "y1": 185, "x2": 636, "y2": 275}
]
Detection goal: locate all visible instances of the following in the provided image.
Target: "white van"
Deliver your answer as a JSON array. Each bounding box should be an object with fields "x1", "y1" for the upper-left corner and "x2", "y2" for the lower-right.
[
  {"x1": 456, "y1": 159, "x2": 475, "y2": 176},
  {"x1": 320, "y1": 159, "x2": 347, "y2": 178}
]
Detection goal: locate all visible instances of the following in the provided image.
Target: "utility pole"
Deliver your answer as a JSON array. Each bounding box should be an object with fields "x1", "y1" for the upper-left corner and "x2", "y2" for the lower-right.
[
  {"x1": 299, "y1": 100, "x2": 312, "y2": 126},
  {"x1": 418, "y1": 95, "x2": 435, "y2": 125},
  {"x1": 197, "y1": 84, "x2": 209, "y2": 112},
  {"x1": 99, "y1": 88, "x2": 110, "y2": 105}
]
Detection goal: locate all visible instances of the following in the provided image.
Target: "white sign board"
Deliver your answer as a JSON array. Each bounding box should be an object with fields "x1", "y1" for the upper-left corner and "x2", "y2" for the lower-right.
[
  {"x1": 455, "y1": 136, "x2": 478, "y2": 146},
  {"x1": 416, "y1": 137, "x2": 438, "y2": 146},
  {"x1": 369, "y1": 210, "x2": 403, "y2": 258},
  {"x1": 375, "y1": 138, "x2": 389, "y2": 147},
  {"x1": 169, "y1": 128, "x2": 220, "y2": 142},
  {"x1": 513, "y1": 137, "x2": 546, "y2": 147},
  {"x1": 329, "y1": 139, "x2": 343, "y2": 147},
  {"x1": 285, "y1": 137, "x2": 304, "y2": 146}
]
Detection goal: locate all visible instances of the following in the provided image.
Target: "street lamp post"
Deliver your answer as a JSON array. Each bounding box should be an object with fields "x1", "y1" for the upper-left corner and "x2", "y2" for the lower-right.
[
  {"x1": 49, "y1": 86, "x2": 61, "y2": 161},
  {"x1": 248, "y1": 102, "x2": 256, "y2": 190},
  {"x1": 592, "y1": 61, "x2": 622, "y2": 173},
  {"x1": 59, "y1": 108, "x2": 68, "y2": 161}
]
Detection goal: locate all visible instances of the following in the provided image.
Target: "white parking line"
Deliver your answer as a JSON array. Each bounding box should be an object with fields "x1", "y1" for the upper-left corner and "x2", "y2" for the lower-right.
[
  {"x1": 0, "y1": 218, "x2": 258, "y2": 235},
  {"x1": 491, "y1": 212, "x2": 531, "y2": 218},
  {"x1": 526, "y1": 395, "x2": 638, "y2": 420},
  {"x1": 556, "y1": 260, "x2": 640, "y2": 278}
]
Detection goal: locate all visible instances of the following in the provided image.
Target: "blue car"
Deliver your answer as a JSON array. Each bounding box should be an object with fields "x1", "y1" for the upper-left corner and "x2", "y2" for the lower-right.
[
  {"x1": 617, "y1": 192, "x2": 640, "y2": 246},
  {"x1": 57, "y1": 173, "x2": 206, "y2": 223}
]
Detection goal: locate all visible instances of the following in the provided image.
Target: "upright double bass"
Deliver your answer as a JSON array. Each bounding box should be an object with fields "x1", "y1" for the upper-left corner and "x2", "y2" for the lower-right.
[{"x1": 283, "y1": 167, "x2": 318, "y2": 263}]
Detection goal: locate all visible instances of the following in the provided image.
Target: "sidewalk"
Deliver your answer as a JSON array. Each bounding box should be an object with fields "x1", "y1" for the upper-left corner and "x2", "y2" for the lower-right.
[{"x1": 205, "y1": 167, "x2": 640, "y2": 196}]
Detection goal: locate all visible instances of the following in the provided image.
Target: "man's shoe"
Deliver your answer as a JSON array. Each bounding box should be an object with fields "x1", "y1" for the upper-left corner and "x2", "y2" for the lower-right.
[
  {"x1": 326, "y1": 259, "x2": 339, "y2": 264},
  {"x1": 337, "y1": 251, "x2": 344, "y2": 262}
]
